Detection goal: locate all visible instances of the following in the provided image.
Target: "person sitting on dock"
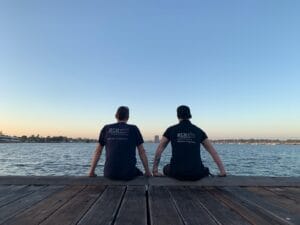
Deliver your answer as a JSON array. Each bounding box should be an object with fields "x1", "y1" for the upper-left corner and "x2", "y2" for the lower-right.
[
  {"x1": 89, "y1": 106, "x2": 152, "y2": 180},
  {"x1": 152, "y1": 105, "x2": 226, "y2": 180}
]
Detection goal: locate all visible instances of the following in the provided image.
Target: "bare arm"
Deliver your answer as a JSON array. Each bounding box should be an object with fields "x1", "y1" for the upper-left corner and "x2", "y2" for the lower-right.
[
  {"x1": 202, "y1": 139, "x2": 227, "y2": 176},
  {"x1": 89, "y1": 143, "x2": 104, "y2": 177},
  {"x1": 137, "y1": 144, "x2": 152, "y2": 176},
  {"x1": 152, "y1": 137, "x2": 169, "y2": 175}
]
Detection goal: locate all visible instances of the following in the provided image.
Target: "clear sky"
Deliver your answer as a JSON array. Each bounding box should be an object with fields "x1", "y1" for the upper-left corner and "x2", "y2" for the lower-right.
[{"x1": 1, "y1": 1, "x2": 300, "y2": 140}]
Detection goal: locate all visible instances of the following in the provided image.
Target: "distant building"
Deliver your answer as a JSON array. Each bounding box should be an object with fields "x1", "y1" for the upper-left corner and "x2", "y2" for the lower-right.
[{"x1": 154, "y1": 135, "x2": 160, "y2": 143}]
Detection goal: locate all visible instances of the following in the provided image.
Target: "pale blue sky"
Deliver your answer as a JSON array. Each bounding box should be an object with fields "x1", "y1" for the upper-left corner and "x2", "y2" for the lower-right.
[{"x1": 1, "y1": 1, "x2": 300, "y2": 139}]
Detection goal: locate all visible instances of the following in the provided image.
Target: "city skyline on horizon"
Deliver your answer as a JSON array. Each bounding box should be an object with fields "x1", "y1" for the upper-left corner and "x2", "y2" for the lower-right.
[
  {"x1": 2, "y1": 129, "x2": 300, "y2": 141},
  {"x1": 1, "y1": 1, "x2": 300, "y2": 140}
]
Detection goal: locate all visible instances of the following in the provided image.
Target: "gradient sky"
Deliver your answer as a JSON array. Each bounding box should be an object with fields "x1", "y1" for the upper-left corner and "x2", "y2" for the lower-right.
[{"x1": 1, "y1": 1, "x2": 300, "y2": 140}]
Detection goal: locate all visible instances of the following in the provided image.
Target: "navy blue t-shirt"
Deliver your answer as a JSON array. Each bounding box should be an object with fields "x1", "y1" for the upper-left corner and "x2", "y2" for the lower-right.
[
  {"x1": 163, "y1": 120, "x2": 208, "y2": 177},
  {"x1": 98, "y1": 122, "x2": 144, "y2": 179}
]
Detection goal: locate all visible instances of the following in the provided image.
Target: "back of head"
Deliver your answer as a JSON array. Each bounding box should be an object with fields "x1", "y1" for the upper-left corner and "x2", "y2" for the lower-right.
[
  {"x1": 116, "y1": 106, "x2": 129, "y2": 121},
  {"x1": 177, "y1": 105, "x2": 192, "y2": 120}
]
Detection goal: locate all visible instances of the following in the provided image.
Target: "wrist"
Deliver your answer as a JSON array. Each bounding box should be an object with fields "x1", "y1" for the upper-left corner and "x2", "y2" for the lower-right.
[
  {"x1": 220, "y1": 169, "x2": 226, "y2": 173},
  {"x1": 219, "y1": 170, "x2": 226, "y2": 175}
]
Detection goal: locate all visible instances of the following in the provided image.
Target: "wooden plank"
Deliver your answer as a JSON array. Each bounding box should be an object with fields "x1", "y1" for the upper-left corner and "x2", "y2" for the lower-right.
[
  {"x1": 1, "y1": 176, "x2": 300, "y2": 186},
  {"x1": 0, "y1": 185, "x2": 12, "y2": 192},
  {"x1": 0, "y1": 185, "x2": 26, "y2": 198},
  {"x1": 148, "y1": 176, "x2": 300, "y2": 187},
  {"x1": 208, "y1": 187, "x2": 281, "y2": 225},
  {"x1": 246, "y1": 187, "x2": 300, "y2": 214},
  {"x1": 189, "y1": 187, "x2": 251, "y2": 225},
  {"x1": 40, "y1": 185, "x2": 105, "y2": 225},
  {"x1": 0, "y1": 185, "x2": 62, "y2": 224},
  {"x1": 265, "y1": 187, "x2": 300, "y2": 203},
  {"x1": 282, "y1": 187, "x2": 300, "y2": 195},
  {"x1": 168, "y1": 186, "x2": 217, "y2": 225},
  {"x1": 0, "y1": 185, "x2": 44, "y2": 207},
  {"x1": 114, "y1": 186, "x2": 147, "y2": 225},
  {"x1": 0, "y1": 176, "x2": 148, "y2": 186},
  {"x1": 149, "y1": 186, "x2": 183, "y2": 225},
  {"x1": 77, "y1": 186, "x2": 125, "y2": 225},
  {"x1": 4, "y1": 185, "x2": 85, "y2": 225},
  {"x1": 224, "y1": 187, "x2": 299, "y2": 224}
]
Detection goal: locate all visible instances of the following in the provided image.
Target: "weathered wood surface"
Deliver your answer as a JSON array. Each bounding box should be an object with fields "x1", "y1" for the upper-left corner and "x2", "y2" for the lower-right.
[
  {"x1": 149, "y1": 186, "x2": 183, "y2": 225},
  {"x1": 77, "y1": 186, "x2": 125, "y2": 225},
  {"x1": 0, "y1": 185, "x2": 63, "y2": 224},
  {"x1": 0, "y1": 177, "x2": 299, "y2": 225},
  {"x1": 0, "y1": 176, "x2": 300, "y2": 186},
  {"x1": 114, "y1": 186, "x2": 147, "y2": 225}
]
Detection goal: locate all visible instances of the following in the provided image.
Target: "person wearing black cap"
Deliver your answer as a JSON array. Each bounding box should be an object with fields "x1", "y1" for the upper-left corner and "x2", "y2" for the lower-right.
[
  {"x1": 89, "y1": 106, "x2": 152, "y2": 180},
  {"x1": 152, "y1": 105, "x2": 226, "y2": 180}
]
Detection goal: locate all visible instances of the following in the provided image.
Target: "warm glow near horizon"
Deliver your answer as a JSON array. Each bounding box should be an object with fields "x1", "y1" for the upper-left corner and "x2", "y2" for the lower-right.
[{"x1": 2, "y1": 116, "x2": 300, "y2": 140}]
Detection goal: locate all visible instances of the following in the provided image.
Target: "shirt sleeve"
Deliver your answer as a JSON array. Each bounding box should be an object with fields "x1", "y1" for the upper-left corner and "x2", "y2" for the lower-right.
[
  {"x1": 98, "y1": 126, "x2": 107, "y2": 146},
  {"x1": 163, "y1": 127, "x2": 172, "y2": 140},
  {"x1": 200, "y1": 129, "x2": 208, "y2": 143},
  {"x1": 135, "y1": 126, "x2": 144, "y2": 146}
]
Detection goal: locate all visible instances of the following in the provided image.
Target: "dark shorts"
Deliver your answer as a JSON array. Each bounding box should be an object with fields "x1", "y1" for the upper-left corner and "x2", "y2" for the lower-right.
[
  {"x1": 105, "y1": 167, "x2": 143, "y2": 181},
  {"x1": 163, "y1": 164, "x2": 209, "y2": 181},
  {"x1": 163, "y1": 164, "x2": 172, "y2": 176}
]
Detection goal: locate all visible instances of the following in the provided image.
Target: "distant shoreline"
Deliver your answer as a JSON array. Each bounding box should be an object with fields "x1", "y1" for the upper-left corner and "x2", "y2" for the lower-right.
[
  {"x1": 0, "y1": 134, "x2": 97, "y2": 143},
  {"x1": 145, "y1": 139, "x2": 300, "y2": 145},
  {"x1": 1, "y1": 133, "x2": 300, "y2": 145},
  {"x1": 210, "y1": 139, "x2": 300, "y2": 145}
]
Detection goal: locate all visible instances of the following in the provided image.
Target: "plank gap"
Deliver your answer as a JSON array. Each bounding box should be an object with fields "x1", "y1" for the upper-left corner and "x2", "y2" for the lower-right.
[
  {"x1": 110, "y1": 186, "x2": 127, "y2": 225},
  {"x1": 146, "y1": 186, "x2": 152, "y2": 225}
]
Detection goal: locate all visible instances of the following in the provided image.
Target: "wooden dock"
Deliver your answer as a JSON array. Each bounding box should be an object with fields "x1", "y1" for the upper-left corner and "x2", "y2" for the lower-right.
[{"x1": 0, "y1": 176, "x2": 299, "y2": 225}]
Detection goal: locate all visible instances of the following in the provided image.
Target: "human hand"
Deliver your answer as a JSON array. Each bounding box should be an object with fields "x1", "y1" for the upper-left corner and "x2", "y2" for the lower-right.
[
  {"x1": 144, "y1": 171, "x2": 152, "y2": 177},
  {"x1": 218, "y1": 172, "x2": 227, "y2": 177},
  {"x1": 89, "y1": 172, "x2": 97, "y2": 178},
  {"x1": 153, "y1": 171, "x2": 163, "y2": 177}
]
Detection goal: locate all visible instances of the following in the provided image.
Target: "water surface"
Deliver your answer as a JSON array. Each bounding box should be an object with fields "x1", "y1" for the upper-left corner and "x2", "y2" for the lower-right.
[{"x1": 0, "y1": 143, "x2": 299, "y2": 176}]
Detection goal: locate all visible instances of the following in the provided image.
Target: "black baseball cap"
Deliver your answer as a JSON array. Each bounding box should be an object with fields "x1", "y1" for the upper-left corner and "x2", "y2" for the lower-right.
[{"x1": 177, "y1": 105, "x2": 192, "y2": 119}]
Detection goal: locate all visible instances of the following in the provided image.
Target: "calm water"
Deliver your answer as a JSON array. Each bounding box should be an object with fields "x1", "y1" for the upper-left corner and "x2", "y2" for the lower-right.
[{"x1": 0, "y1": 143, "x2": 299, "y2": 176}]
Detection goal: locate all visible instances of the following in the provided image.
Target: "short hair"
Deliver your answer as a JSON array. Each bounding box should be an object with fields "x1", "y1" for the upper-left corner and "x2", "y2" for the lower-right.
[
  {"x1": 116, "y1": 106, "x2": 129, "y2": 120},
  {"x1": 177, "y1": 105, "x2": 192, "y2": 119}
]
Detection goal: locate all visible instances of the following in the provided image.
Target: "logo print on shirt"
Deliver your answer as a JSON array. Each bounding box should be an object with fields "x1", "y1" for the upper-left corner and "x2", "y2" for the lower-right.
[
  {"x1": 107, "y1": 128, "x2": 129, "y2": 141},
  {"x1": 108, "y1": 128, "x2": 129, "y2": 136},
  {"x1": 177, "y1": 133, "x2": 196, "y2": 143}
]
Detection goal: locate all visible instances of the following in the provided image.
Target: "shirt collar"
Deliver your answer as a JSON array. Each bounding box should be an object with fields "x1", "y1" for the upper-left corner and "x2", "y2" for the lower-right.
[{"x1": 180, "y1": 119, "x2": 191, "y2": 124}]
